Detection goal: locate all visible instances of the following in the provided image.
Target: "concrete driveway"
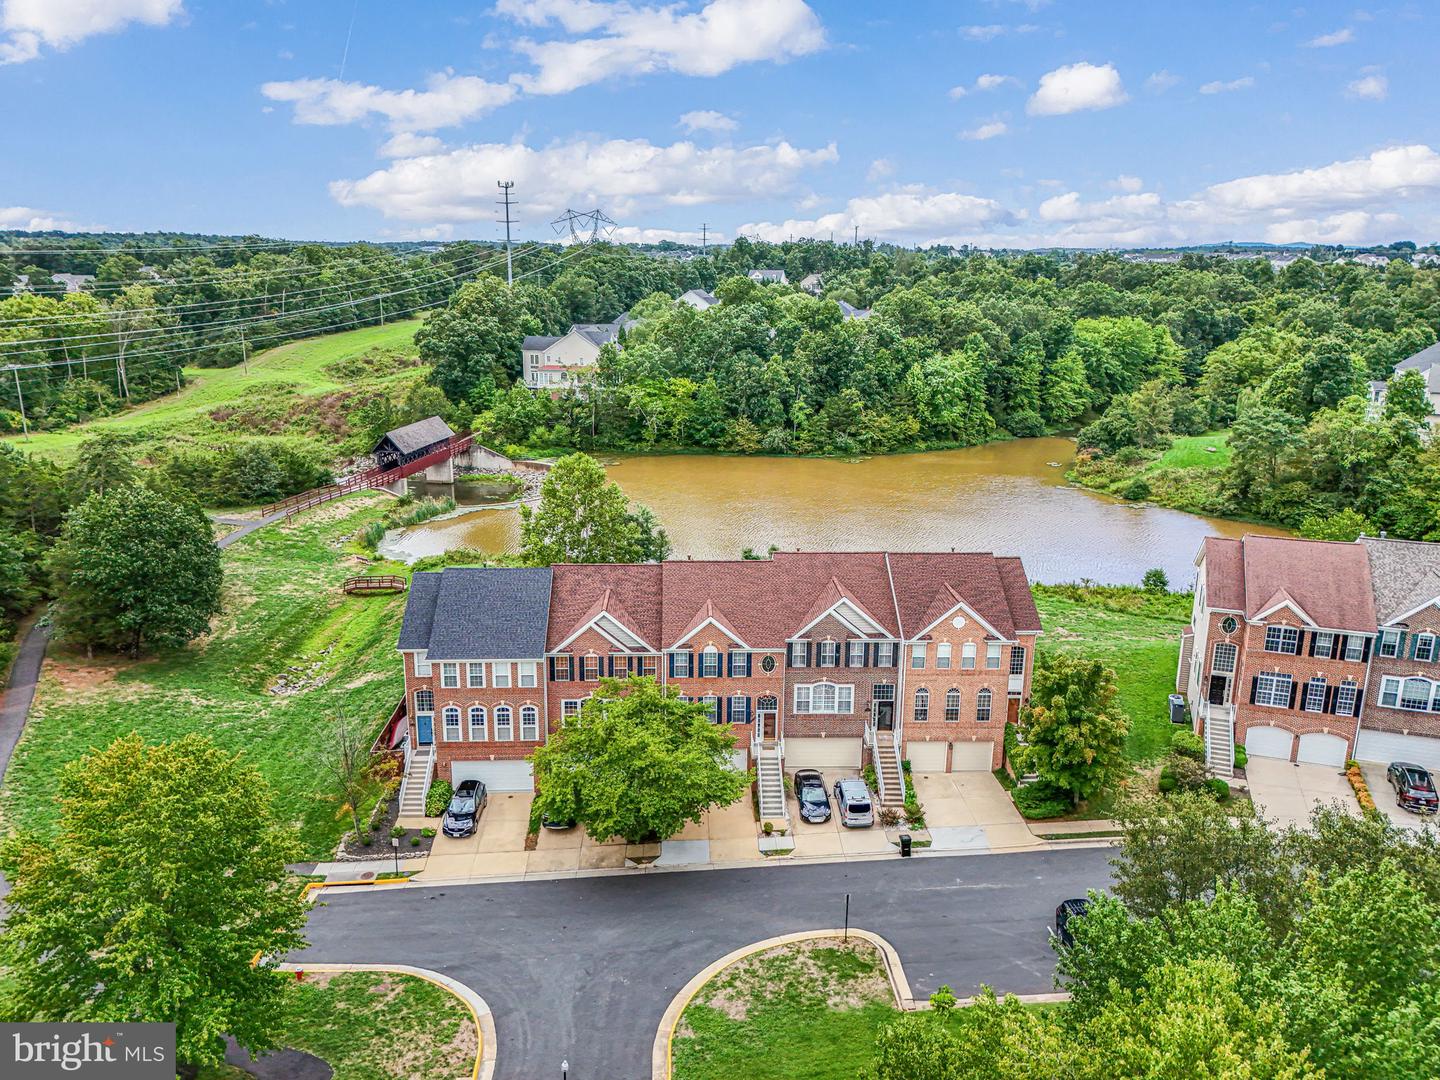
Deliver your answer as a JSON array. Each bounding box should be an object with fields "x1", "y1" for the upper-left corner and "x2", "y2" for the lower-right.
[
  {"x1": 1245, "y1": 757, "x2": 1356, "y2": 828},
  {"x1": 299, "y1": 847, "x2": 1114, "y2": 1080},
  {"x1": 1360, "y1": 761, "x2": 1440, "y2": 832},
  {"x1": 911, "y1": 771, "x2": 1041, "y2": 853}
]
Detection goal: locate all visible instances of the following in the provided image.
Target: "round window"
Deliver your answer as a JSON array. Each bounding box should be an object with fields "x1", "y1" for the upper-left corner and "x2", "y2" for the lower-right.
[
  {"x1": 951, "y1": 615, "x2": 967, "y2": 630},
  {"x1": 1221, "y1": 616, "x2": 1237, "y2": 634},
  {"x1": 761, "y1": 655, "x2": 776, "y2": 673}
]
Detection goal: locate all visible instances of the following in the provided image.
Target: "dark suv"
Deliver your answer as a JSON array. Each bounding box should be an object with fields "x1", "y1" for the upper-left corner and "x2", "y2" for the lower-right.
[
  {"x1": 1053, "y1": 898, "x2": 1090, "y2": 948},
  {"x1": 442, "y1": 779, "x2": 488, "y2": 837},
  {"x1": 794, "y1": 770, "x2": 831, "y2": 823},
  {"x1": 1388, "y1": 762, "x2": 1438, "y2": 815}
]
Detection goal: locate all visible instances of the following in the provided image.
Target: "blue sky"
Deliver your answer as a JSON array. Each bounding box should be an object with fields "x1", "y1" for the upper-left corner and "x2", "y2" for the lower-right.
[{"x1": 2, "y1": 0, "x2": 1438, "y2": 248}]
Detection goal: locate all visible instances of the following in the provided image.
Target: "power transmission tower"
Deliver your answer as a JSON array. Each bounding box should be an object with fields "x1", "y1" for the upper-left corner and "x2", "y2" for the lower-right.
[
  {"x1": 550, "y1": 208, "x2": 617, "y2": 245},
  {"x1": 6, "y1": 365, "x2": 28, "y2": 439},
  {"x1": 497, "y1": 181, "x2": 517, "y2": 285},
  {"x1": 700, "y1": 223, "x2": 708, "y2": 252}
]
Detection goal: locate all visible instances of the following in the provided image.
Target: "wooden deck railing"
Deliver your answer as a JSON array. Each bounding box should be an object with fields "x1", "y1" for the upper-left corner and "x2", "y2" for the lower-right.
[
  {"x1": 261, "y1": 434, "x2": 477, "y2": 519},
  {"x1": 342, "y1": 575, "x2": 407, "y2": 595}
]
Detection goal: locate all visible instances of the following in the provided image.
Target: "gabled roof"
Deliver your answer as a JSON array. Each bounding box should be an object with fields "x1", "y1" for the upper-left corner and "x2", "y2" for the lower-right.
[
  {"x1": 886, "y1": 551, "x2": 1040, "y2": 640},
  {"x1": 679, "y1": 289, "x2": 719, "y2": 310},
  {"x1": 377, "y1": 415, "x2": 454, "y2": 455},
  {"x1": 793, "y1": 576, "x2": 891, "y2": 638},
  {"x1": 1396, "y1": 340, "x2": 1440, "y2": 373},
  {"x1": 547, "y1": 564, "x2": 664, "y2": 652},
  {"x1": 674, "y1": 599, "x2": 748, "y2": 648},
  {"x1": 1360, "y1": 535, "x2": 1440, "y2": 625},
  {"x1": 522, "y1": 334, "x2": 562, "y2": 350},
  {"x1": 399, "y1": 567, "x2": 552, "y2": 660},
  {"x1": 1202, "y1": 534, "x2": 1376, "y2": 632}
]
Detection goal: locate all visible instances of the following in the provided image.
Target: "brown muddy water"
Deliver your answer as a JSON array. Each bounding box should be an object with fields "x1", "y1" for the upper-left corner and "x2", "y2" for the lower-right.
[{"x1": 380, "y1": 437, "x2": 1285, "y2": 586}]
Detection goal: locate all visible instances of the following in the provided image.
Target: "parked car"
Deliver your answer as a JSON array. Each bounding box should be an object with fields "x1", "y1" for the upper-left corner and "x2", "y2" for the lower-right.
[
  {"x1": 1053, "y1": 898, "x2": 1090, "y2": 947},
  {"x1": 541, "y1": 812, "x2": 577, "y2": 830},
  {"x1": 442, "y1": 779, "x2": 488, "y2": 837},
  {"x1": 794, "y1": 770, "x2": 831, "y2": 823},
  {"x1": 1388, "y1": 762, "x2": 1439, "y2": 815},
  {"x1": 833, "y1": 778, "x2": 874, "y2": 828}
]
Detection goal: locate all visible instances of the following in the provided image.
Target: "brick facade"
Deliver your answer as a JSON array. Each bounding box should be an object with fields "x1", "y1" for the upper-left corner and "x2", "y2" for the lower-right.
[
  {"x1": 1365, "y1": 604, "x2": 1440, "y2": 738},
  {"x1": 782, "y1": 614, "x2": 899, "y2": 741}
]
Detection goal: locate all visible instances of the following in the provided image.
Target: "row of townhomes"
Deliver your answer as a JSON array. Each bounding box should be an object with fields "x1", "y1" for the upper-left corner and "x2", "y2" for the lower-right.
[
  {"x1": 396, "y1": 551, "x2": 1041, "y2": 807},
  {"x1": 1183, "y1": 533, "x2": 1440, "y2": 774}
]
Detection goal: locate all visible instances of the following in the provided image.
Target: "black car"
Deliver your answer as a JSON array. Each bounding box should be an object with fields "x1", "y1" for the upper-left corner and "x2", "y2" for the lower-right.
[
  {"x1": 794, "y1": 769, "x2": 831, "y2": 823},
  {"x1": 1054, "y1": 898, "x2": 1090, "y2": 948},
  {"x1": 541, "y1": 812, "x2": 577, "y2": 830},
  {"x1": 442, "y1": 779, "x2": 488, "y2": 837},
  {"x1": 1388, "y1": 762, "x2": 1439, "y2": 815}
]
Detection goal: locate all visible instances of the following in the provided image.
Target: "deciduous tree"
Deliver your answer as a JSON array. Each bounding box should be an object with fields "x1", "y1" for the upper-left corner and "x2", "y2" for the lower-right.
[
  {"x1": 519, "y1": 452, "x2": 668, "y2": 565},
  {"x1": 1018, "y1": 653, "x2": 1127, "y2": 803}
]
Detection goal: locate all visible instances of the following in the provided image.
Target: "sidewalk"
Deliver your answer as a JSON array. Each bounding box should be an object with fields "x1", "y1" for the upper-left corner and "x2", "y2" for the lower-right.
[{"x1": 1026, "y1": 818, "x2": 1119, "y2": 837}]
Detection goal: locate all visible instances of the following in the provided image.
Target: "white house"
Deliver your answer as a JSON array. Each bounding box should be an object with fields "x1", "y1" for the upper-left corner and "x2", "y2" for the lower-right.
[
  {"x1": 678, "y1": 289, "x2": 719, "y2": 311},
  {"x1": 748, "y1": 268, "x2": 788, "y2": 285},
  {"x1": 1371, "y1": 341, "x2": 1440, "y2": 428},
  {"x1": 799, "y1": 272, "x2": 823, "y2": 294},
  {"x1": 522, "y1": 314, "x2": 633, "y2": 390}
]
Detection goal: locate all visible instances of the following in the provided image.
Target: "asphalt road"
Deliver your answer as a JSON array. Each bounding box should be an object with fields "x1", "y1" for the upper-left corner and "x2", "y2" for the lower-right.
[{"x1": 300, "y1": 846, "x2": 1114, "y2": 1080}]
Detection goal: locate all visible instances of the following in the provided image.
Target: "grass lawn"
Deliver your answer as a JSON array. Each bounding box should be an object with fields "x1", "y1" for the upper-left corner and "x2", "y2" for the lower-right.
[
  {"x1": 0, "y1": 494, "x2": 407, "y2": 859},
  {"x1": 1149, "y1": 431, "x2": 1231, "y2": 471},
  {"x1": 0, "y1": 319, "x2": 423, "y2": 464},
  {"x1": 196, "y1": 970, "x2": 475, "y2": 1080}
]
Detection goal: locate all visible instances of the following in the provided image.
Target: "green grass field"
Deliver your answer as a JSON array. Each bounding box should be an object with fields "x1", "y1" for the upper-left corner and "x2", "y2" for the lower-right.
[
  {"x1": 2, "y1": 319, "x2": 423, "y2": 463},
  {"x1": 1150, "y1": 431, "x2": 1232, "y2": 471},
  {"x1": 0, "y1": 495, "x2": 407, "y2": 859}
]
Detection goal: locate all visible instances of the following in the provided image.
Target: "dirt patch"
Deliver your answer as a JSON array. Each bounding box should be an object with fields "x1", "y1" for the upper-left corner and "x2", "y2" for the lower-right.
[
  {"x1": 694, "y1": 938, "x2": 891, "y2": 1022},
  {"x1": 342, "y1": 670, "x2": 389, "y2": 691},
  {"x1": 284, "y1": 493, "x2": 391, "y2": 529},
  {"x1": 44, "y1": 656, "x2": 125, "y2": 694}
]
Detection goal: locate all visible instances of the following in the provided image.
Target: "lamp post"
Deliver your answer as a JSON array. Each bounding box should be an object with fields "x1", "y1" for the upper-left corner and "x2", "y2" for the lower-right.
[{"x1": 390, "y1": 836, "x2": 400, "y2": 875}]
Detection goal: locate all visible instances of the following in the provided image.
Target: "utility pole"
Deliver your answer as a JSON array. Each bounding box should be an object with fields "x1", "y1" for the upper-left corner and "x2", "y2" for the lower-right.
[
  {"x1": 498, "y1": 181, "x2": 517, "y2": 285},
  {"x1": 853, "y1": 224, "x2": 859, "y2": 246},
  {"x1": 8, "y1": 365, "x2": 28, "y2": 439},
  {"x1": 700, "y1": 222, "x2": 708, "y2": 252},
  {"x1": 239, "y1": 325, "x2": 250, "y2": 375}
]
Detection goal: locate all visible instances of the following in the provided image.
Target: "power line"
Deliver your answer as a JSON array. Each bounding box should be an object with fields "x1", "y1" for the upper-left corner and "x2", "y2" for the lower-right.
[
  {"x1": 498, "y1": 181, "x2": 516, "y2": 286},
  {"x1": 0, "y1": 238, "x2": 335, "y2": 257}
]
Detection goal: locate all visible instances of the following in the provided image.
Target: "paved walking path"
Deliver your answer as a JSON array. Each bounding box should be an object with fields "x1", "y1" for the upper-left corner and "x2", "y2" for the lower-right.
[
  {"x1": 214, "y1": 509, "x2": 287, "y2": 548},
  {"x1": 0, "y1": 620, "x2": 48, "y2": 782}
]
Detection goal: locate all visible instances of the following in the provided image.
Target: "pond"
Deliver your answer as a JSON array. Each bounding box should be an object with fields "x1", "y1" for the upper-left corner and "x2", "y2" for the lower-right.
[{"x1": 378, "y1": 437, "x2": 1285, "y2": 586}]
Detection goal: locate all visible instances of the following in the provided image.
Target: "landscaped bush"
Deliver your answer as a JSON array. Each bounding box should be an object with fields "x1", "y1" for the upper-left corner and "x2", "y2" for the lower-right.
[
  {"x1": 1234, "y1": 743, "x2": 1248, "y2": 770},
  {"x1": 1119, "y1": 477, "x2": 1152, "y2": 501},
  {"x1": 1159, "y1": 753, "x2": 1208, "y2": 795},
  {"x1": 1345, "y1": 762, "x2": 1379, "y2": 815},
  {"x1": 1013, "y1": 781, "x2": 1072, "y2": 820},
  {"x1": 1170, "y1": 730, "x2": 1206, "y2": 762},
  {"x1": 878, "y1": 806, "x2": 901, "y2": 828},
  {"x1": 425, "y1": 779, "x2": 453, "y2": 817},
  {"x1": 1206, "y1": 778, "x2": 1231, "y2": 801},
  {"x1": 903, "y1": 796, "x2": 927, "y2": 829}
]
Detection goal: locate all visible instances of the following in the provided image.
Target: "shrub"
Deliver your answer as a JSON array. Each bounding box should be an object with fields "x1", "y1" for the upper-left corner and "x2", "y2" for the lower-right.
[
  {"x1": 930, "y1": 984, "x2": 958, "y2": 1011},
  {"x1": 359, "y1": 830, "x2": 373, "y2": 847},
  {"x1": 1163, "y1": 753, "x2": 1210, "y2": 794},
  {"x1": 425, "y1": 779, "x2": 453, "y2": 818},
  {"x1": 763, "y1": 821, "x2": 774, "y2": 835},
  {"x1": 1119, "y1": 477, "x2": 1152, "y2": 501},
  {"x1": 1234, "y1": 744, "x2": 1248, "y2": 770},
  {"x1": 421, "y1": 827, "x2": 436, "y2": 838},
  {"x1": 878, "y1": 806, "x2": 901, "y2": 828},
  {"x1": 410, "y1": 836, "x2": 421, "y2": 847},
  {"x1": 1170, "y1": 730, "x2": 1206, "y2": 762},
  {"x1": 1005, "y1": 408, "x2": 1046, "y2": 438},
  {"x1": 1206, "y1": 778, "x2": 1231, "y2": 801},
  {"x1": 901, "y1": 758, "x2": 912, "y2": 774},
  {"x1": 1013, "y1": 781, "x2": 1072, "y2": 820},
  {"x1": 863, "y1": 763, "x2": 878, "y2": 792},
  {"x1": 1157, "y1": 770, "x2": 1178, "y2": 794},
  {"x1": 1141, "y1": 567, "x2": 1170, "y2": 593},
  {"x1": 903, "y1": 797, "x2": 926, "y2": 829},
  {"x1": 389, "y1": 825, "x2": 405, "y2": 839}
]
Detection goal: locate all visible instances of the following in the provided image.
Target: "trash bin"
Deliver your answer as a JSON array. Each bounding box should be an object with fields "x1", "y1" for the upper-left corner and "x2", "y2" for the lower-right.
[
  {"x1": 899, "y1": 833, "x2": 912, "y2": 857},
  {"x1": 1168, "y1": 694, "x2": 1187, "y2": 725}
]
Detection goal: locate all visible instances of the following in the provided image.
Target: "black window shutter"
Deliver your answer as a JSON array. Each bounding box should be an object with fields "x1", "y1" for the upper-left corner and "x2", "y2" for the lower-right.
[
  {"x1": 1249, "y1": 677, "x2": 1259, "y2": 704},
  {"x1": 548, "y1": 657, "x2": 556, "y2": 680},
  {"x1": 1287, "y1": 681, "x2": 1298, "y2": 709},
  {"x1": 1323, "y1": 686, "x2": 1336, "y2": 714},
  {"x1": 786, "y1": 644, "x2": 793, "y2": 668},
  {"x1": 863, "y1": 642, "x2": 871, "y2": 667},
  {"x1": 1361, "y1": 637, "x2": 1372, "y2": 662},
  {"x1": 1307, "y1": 634, "x2": 1317, "y2": 657},
  {"x1": 805, "y1": 641, "x2": 813, "y2": 666},
  {"x1": 668, "y1": 652, "x2": 676, "y2": 678},
  {"x1": 726, "y1": 651, "x2": 734, "y2": 677},
  {"x1": 1353, "y1": 689, "x2": 1364, "y2": 714},
  {"x1": 1294, "y1": 631, "x2": 1306, "y2": 656},
  {"x1": 688, "y1": 649, "x2": 696, "y2": 675},
  {"x1": 725, "y1": 697, "x2": 733, "y2": 723}
]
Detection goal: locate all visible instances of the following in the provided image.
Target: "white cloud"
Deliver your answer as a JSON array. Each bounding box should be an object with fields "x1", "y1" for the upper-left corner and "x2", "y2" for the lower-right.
[
  {"x1": 1345, "y1": 73, "x2": 1387, "y2": 100},
  {"x1": 679, "y1": 109, "x2": 738, "y2": 133},
  {"x1": 609, "y1": 225, "x2": 715, "y2": 244},
  {"x1": 960, "y1": 22, "x2": 1037, "y2": 41},
  {"x1": 501, "y1": 0, "x2": 825, "y2": 96},
  {"x1": 1145, "y1": 69, "x2": 1181, "y2": 93},
  {"x1": 1037, "y1": 190, "x2": 1162, "y2": 222},
  {"x1": 1, "y1": 0, "x2": 183, "y2": 64},
  {"x1": 1027, "y1": 62, "x2": 1128, "y2": 116},
  {"x1": 261, "y1": 73, "x2": 517, "y2": 132},
  {"x1": 378, "y1": 132, "x2": 445, "y2": 158},
  {"x1": 1305, "y1": 27, "x2": 1355, "y2": 47},
  {"x1": 1262, "y1": 211, "x2": 1391, "y2": 245},
  {"x1": 961, "y1": 120, "x2": 1009, "y2": 141},
  {"x1": 738, "y1": 187, "x2": 1013, "y2": 246},
  {"x1": 1110, "y1": 174, "x2": 1144, "y2": 192},
  {"x1": 329, "y1": 136, "x2": 838, "y2": 222},
  {"x1": 867, "y1": 157, "x2": 895, "y2": 182},
  {"x1": 1199, "y1": 76, "x2": 1255, "y2": 94},
  {"x1": 950, "y1": 72, "x2": 1020, "y2": 97},
  {"x1": 1201, "y1": 144, "x2": 1440, "y2": 213},
  {"x1": 0, "y1": 205, "x2": 98, "y2": 231}
]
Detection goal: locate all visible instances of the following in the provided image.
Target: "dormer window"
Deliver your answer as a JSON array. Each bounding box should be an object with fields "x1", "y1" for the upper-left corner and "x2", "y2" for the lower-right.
[{"x1": 1264, "y1": 626, "x2": 1300, "y2": 655}]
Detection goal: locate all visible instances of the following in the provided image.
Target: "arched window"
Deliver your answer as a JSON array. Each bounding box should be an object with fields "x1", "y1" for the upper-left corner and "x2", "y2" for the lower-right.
[
  {"x1": 944, "y1": 688, "x2": 961, "y2": 723},
  {"x1": 913, "y1": 687, "x2": 929, "y2": 722},
  {"x1": 414, "y1": 689, "x2": 434, "y2": 713},
  {"x1": 757, "y1": 695, "x2": 778, "y2": 712},
  {"x1": 468, "y1": 705, "x2": 486, "y2": 741},
  {"x1": 442, "y1": 706, "x2": 461, "y2": 741},
  {"x1": 520, "y1": 705, "x2": 540, "y2": 740},
  {"x1": 976, "y1": 688, "x2": 993, "y2": 723},
  {"x1": 701, "y1": 646, "x2": 722, "y2": 678},
  {"x1": 494, "y1": 705, "x2": 514, "y2": 741}
]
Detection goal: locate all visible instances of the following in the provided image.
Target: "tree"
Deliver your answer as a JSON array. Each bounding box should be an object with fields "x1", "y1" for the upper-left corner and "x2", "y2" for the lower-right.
[
  {"x1": 1298, "y1": 507, "x2": 1373, "y2": 542},
  {"x1": 0, "y1": 734, "x2": 307, "y2": 1076},
  {"x1": 65, "y1": 432, "x2": 140, "y2": 499},
  {"x1": 417, "y1": 274, "x2": 542, "y2": 401},
  {"x1": 1141, "y1": 568, "x2": 1169, "y2": 593},
  {"x1": 519, "y1": 452, "x2": 668, "y2": 565},
  {"x1": 321, "y1": 711, "x2": 375, "y2": 844},
  {"x1": 530, "y1": 676, "x2": 751, "y2": 843},
  {"x1": 48, "y1": 486, "x2": 223, "y2": 657},
  {"x1": 1383, "y1": 368, "x2": 1434, "y2": 426},
  {"x1": 903, "y1": 343, "x2": 994, "y2": 444},
  {"x1": 1018, "y1": 653, "x2": 1128, "y2": 803}
]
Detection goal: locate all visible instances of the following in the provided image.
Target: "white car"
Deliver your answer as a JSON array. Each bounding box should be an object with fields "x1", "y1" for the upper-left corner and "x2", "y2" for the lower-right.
[{"x1": 833, "y1": 778, "x2": 874, "y2": 828}]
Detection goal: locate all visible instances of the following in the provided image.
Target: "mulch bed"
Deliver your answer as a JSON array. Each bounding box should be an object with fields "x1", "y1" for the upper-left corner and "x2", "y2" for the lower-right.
[{"x1": 337, "y1": 792, "x2": 434, "y2": 861}]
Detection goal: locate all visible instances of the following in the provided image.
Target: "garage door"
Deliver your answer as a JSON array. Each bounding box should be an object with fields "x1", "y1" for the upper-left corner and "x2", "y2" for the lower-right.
[
  {"x1": 450, "y1": 760, "x2": 533, "y2": 792},
  {"x1": 786, "y1": 737, "x2": 862, "y2": 770},
  {"x1": 1357, "y1": 729, "x2": 1440, "y2": 772},
  {"x1": 727, "y1": 748, "x2": 749, "y2": 772},
  {"x1": 1296, "y1": 732, "x2": 1348, "y2": 768},
  {"x1": 1245, "y1": 725, "x2": 1294, "y2": 760},
  {"x1": 951, "y1": 741, "x2": 995, "y2": 771},
  {"x1": 905, "y1": 740, "x2": 948, "y2": 772}
]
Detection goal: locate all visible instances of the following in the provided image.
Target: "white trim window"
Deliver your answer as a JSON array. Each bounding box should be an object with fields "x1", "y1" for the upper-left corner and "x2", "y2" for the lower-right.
[
  {"x1": 553, "y1": 655, "x2": 573, "y2": 681},
  {"x1": 1344, "y1": 635, "x2": 1365, "y2": 662},
  {"x1": 961, "y1": 643, "x2": 977, "y2": 670},
  {"x1": 848, "y1": 640, "x2": 866, "y2": 667},
  {"x1": 1417, "y1": 634, "x2": 1437, "y2": 662},
  {"x1": 910, "y1": 643, "x2": 926, "y2": 670},
  {"x1": 673, "y1": 651, "x2": 692, "y2": 678},
  {"x1": 789, "y1": 641, "x2": 807, "y2": 667},
  {"x1": 913, "y1": 687, "x2": 929, "y2": 722},
  {"x1": 520, "y1": 705, "x2": 540, "y2": 740},
  {"x1": 701, "y1": 647, "x2": 721, "y2": 678},
  {"x1": 729, "y1": 695, "x2": 750, "y2": 723},
  {"x1": 443, "y1": 706, "x2": 462, "y2": 741},
  {"x1": 935, "y1": 643, "x2": 952, "y2": 670},
  {"x1": 1254, "y1": 672, "x2": 1293, "y2": 708},
  {"x1": 793, "y1": 682, "x2": 854, "y2": 714},
  {"x1": 468, "y1": 706, "x2": 487, "y2": 741},
  {"x1": 493, "y1": 663, "x2": 512, "y2": 689},
  {"x1": 944, "y1": 688, "x2": 961, "y2": 723},
  {"x1": 561, "y1": 699, "x2": 584, "y2": 722},
  {"x1": 1379, "y1": 629, "x2": 1402, "y2": 658},
  {"x1": 440, "y1": 662, "x2": 460, "y2": 689},
  {"x1": 1334, "y1": 681, "x2": 1358, "y2": 717},
  {"x1": 1381, "y1": 675, "x2": 1440, "y2": 713},
  {"x1": 467, "y1": 662, "x2": 486, "y2": 688},
  {"x1": 582, "y1": 655, "x2": 601, "y2": 681},
  {"x1": 702, "y1": 695, "x2": 720, "y2": 723},
  {"x1": 1009, "y1": 646, "x2": 1026, "y2": 676},
  {"x1": 729, "y1": 649, "x2": 751, "y2": 677},
  {"x1": 876, "y1": 642, "x2": 895, "y2": 667},
  {"x1": 1264, "y1": 626, "x2": 1300, "y2": 655},
  {"x1": 414, "y1": 654, "x2": 432, "y2": 677},
  {"x1": 1212, "y1": 642, "x2": 1238, "y2": 674},
  {"x1": 976, "y1": 687, "x2": 993, "y2": 723},
  {"x1": 641, "y1": 655, "x2": 659, "y2": 678},
  {"x1": 1312, "y1": 632, "x2": 1335, "y2": 659},
  {"x1": 986, "y1": 643, "x2": 1002, "y2": 670},
  {"x1": 414, "y1": 688, "x2": 434, "y2": 714},
  {"x1": 818, "y1": 641, "x2": 840, "y2": 667},
  {"x1": 1303, "y1": 677, "x2": 1327, "y2": 713},
  {"x1": 494, "y1": 705, "x2": 514, "y2": 740},
  {"x1": 518, "y1": 662, "x2": 538, "y2": 689}
]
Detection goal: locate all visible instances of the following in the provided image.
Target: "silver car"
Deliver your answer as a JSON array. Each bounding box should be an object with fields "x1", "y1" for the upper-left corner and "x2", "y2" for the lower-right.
[{"x1": 833, "y1": 778, "x2": 874, "y2": 828}]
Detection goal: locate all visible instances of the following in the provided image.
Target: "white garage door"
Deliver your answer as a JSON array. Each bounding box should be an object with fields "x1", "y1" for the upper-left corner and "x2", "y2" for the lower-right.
[
  {"x1": 906, "y1": 740, "x2": 948, "y2": 772},
  {"x1": 786, "y1": 737, "x2": 862, "y2": 770},
  {"x1": 951, "y1": 741, "x2": 995, "y2": 771},
  {"x1": 727, "y1": 748, "x2": 749, "y2": 772},
  {"x1": 1245, "y1": 725, "x2": 1294, "y2": 760},
  {"x1": 450, "y1": 760, "x2": 534, "y2": 792},
  {"x1": 1357, "y1": 730, "x2": 1440, "y2": 772},
  {"x1": 1296, "y1": 732, "x2": 1348, "y2": 768}
]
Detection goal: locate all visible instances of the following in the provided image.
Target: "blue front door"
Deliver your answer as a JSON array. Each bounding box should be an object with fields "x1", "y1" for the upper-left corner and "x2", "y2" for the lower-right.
[{"x1": 417, "y1": 714, "x2": 434, "y2": 745}]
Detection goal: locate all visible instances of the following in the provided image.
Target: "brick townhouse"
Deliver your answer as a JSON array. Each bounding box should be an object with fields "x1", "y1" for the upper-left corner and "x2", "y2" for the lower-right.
[{"x1": 394, "y1": 551, "x2": 1042, "y2": 806}]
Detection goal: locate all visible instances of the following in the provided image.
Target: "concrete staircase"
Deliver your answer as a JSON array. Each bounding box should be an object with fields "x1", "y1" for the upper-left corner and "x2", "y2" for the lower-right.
[
  {"x1": 873, "y1": 739, "x2": 905, "y2": 806},
  {"x1": 1204, "y1": 707, "x2": 1235, "y2": 779},
  {"x1": 399, "y1": 744, "x2": 435, "y2": 817},
  {"x1": 757, "y1": 744, "x2": 787, "y2": 821}
]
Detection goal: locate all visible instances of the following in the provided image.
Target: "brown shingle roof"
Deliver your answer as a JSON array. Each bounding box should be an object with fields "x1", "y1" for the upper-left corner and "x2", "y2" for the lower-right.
[
  {"x1": 886, "y1": 551, "x2": 1035, "y2": 639},
  {"x1": 1204, "y1": 534, "x2": 1377, "y2": 633},
  {"x1": 1202, "y1": 536, "x2": 1246, "y2": 611},
  {"x1": 547, "y1": 564, "x2": 663, "y2": 649}
]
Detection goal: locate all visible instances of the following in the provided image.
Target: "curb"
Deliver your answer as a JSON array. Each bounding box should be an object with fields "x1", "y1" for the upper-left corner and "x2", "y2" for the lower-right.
[
  {"x1": 279, "y1": 962, "x2": 496, "y2": 1080},
  {"x1": 301, "y1": 878, "x2": 411, "y2": 902}
]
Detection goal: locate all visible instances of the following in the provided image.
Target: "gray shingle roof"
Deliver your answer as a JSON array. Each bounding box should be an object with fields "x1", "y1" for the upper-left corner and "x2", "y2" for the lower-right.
[
  {"x1": 1397, "y1": 341, "x2": 1440, "y2": 372},
  {"x1": 400, "y1": 567, "x2": 553, "y2": 660},
  {"x1": 379, "y1": 416, "x2": 455, "y2": 454},
  {"x1": 1360, "y1": 536, "x2": 1440, "y2": 625}
]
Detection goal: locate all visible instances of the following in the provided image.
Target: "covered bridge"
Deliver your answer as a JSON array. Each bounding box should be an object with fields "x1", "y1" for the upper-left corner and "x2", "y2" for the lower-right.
[{"x1": 372, "y1": 416, "x2": 455, "y2": 472}]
